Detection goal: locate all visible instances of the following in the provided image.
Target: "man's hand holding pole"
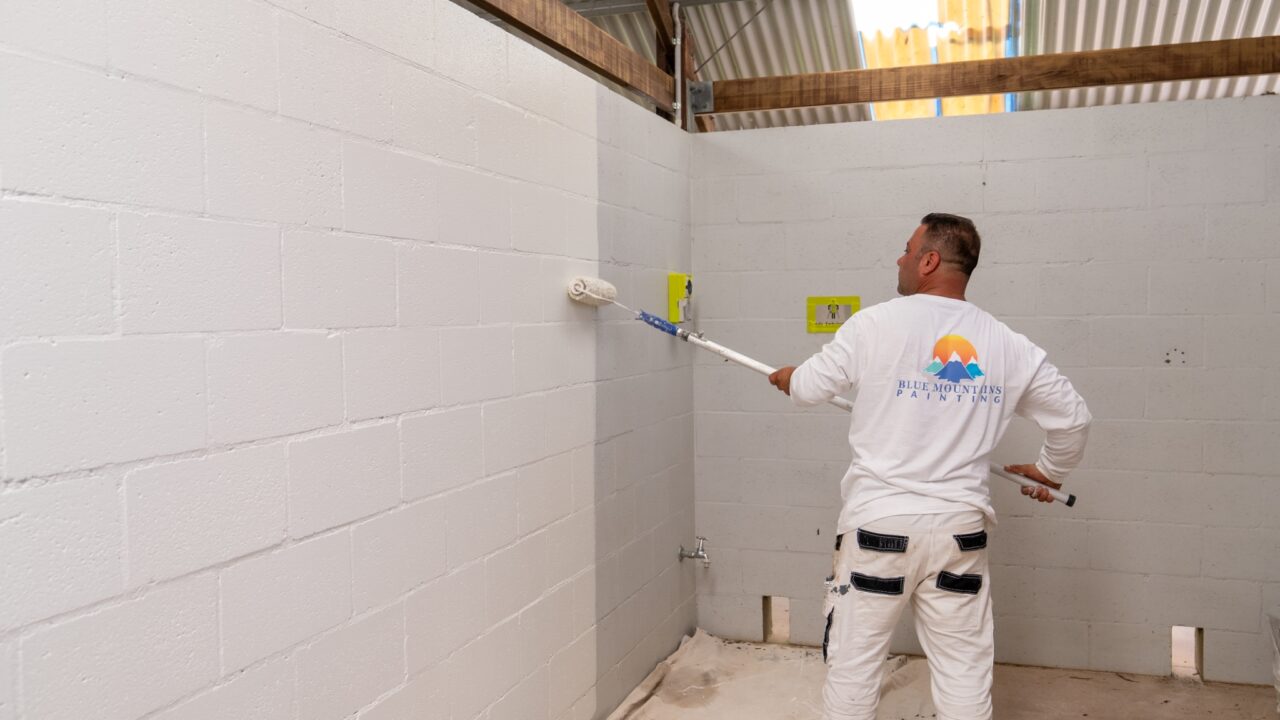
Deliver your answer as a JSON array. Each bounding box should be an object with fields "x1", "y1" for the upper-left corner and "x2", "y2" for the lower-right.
[
  {"x1": 768, "y1": 366, "x2": 795, "y2": 396},
  {"x1": 1003, "y1": 464, "x2": 1061, "y2": 504}
]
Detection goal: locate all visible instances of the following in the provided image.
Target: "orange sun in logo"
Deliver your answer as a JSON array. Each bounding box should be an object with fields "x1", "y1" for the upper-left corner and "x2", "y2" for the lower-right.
[{"x1": 932, "y1": 335, "x2": 978, "y2": 365}]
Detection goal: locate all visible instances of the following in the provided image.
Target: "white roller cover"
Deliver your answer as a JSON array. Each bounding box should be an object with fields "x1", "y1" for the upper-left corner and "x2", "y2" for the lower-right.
[{"x1": 567, "y1": 276, "x2": 618, "y2": 306}]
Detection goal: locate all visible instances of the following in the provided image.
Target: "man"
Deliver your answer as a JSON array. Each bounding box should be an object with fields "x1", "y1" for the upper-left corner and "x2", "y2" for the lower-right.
[{"x1": 768, "y1": 213, "x2": 1091, "y2": 720}]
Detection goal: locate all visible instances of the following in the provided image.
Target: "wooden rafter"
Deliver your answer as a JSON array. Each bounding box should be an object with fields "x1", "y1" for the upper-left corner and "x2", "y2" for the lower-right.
[
  {"x1": 698, "y1": 35, "x2": 1280, "y2": 115},
  {"x1": 468, "y1": 0, "x2": 676, "y2": 110},
  {"x1": 646, "y1": 0, "x2": 676, "y2": 69}
]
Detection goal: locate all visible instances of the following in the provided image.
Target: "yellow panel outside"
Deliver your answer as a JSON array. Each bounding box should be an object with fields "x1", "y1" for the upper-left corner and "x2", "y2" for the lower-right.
[{"x1": 859, "y1": 0, "x2": 1010, "y2": 120}]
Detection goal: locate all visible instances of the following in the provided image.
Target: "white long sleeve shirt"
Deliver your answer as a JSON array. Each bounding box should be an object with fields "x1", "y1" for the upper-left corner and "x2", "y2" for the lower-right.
[{"x1": 790, "y1": 293, "x2": 1091, "y2": 533}]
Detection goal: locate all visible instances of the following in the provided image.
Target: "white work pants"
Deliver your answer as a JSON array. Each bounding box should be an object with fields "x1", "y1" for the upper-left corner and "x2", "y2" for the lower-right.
[{"x1": 822, "y1": 511, "x2": 993, "y2": 720}]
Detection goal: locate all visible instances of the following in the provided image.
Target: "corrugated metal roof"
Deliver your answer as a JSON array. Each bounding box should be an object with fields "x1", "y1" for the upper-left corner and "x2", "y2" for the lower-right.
[
  {"x1": 590, "y1": 0, "x2": 1280, "y2": 130},
  {"x1": 596, "y1": 0, "x2": 871, "y2": 130},
  {"x1": 1019, "y1": 0, "x2": 1280, "y2": 110}
]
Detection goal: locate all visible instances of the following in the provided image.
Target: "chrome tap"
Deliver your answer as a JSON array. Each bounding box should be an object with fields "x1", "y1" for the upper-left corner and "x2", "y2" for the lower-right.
[{"x1": 679, "y1": 536, "x2": 710, "y2": 568}]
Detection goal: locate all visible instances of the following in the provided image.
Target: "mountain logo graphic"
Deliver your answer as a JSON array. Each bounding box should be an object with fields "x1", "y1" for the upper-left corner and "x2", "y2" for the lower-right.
[{"x1": 924, "y1": 334, "x2": 984, "y2": 382}]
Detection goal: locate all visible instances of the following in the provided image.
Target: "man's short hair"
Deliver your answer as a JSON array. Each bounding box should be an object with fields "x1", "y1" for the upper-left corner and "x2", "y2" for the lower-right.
[{"x1": 919, "y1": 213, "x2": 981, "y2": 276}]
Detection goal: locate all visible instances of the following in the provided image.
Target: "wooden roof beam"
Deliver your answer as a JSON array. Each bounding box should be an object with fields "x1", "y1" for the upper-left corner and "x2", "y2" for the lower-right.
[
  {"x1": 647, "y1": 0, "x2": 676, "y2": 65},
  {"x1": 466, "y1": 0, "x2": 676, "y2": 110},
  {"x1": 697, "y1": 35, "x2": 1280, "y2": 115}
]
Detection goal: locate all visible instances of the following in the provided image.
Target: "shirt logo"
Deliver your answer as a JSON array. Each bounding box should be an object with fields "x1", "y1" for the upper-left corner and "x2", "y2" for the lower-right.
[{"x1": 923, "y1": 334, "x2": 985, "y2": 382}]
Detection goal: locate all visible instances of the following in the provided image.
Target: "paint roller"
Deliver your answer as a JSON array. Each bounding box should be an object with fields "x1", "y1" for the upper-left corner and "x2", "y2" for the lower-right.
[{"x1": 568, "y1": 276, "x2": 1077, "y2": 507}]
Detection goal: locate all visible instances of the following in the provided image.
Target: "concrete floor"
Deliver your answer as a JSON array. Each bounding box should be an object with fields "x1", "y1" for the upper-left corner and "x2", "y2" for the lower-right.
[
  {"x1": 608, "y1": 631, "x2": 1277, "y2": 720},
  {"x1": 992, "y1": 664, "x2": 1274, "y2": 720}
]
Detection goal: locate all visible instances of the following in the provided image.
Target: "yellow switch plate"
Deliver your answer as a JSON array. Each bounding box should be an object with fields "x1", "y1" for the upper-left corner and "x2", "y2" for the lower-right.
[
  {"x1": 668, "y1": 273, "x2": 692, "y2": 323},
  {"x1": 807, "y1": 296, "x2": 860, "y2": 333}
]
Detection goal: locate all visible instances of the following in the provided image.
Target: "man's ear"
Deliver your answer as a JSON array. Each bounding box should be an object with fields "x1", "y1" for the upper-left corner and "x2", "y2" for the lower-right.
[{"x1": 919, "y1": 249, "x2": 941, "y2": 276}]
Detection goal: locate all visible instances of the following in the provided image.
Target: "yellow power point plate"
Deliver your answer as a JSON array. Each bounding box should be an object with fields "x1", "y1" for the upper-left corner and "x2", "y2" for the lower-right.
[
  {"x1": 668, "y1": 273, "x2": 692, "y2": 323},
  {"x1": 807, "y1": 296, "x2": 860, "y2": 333}
]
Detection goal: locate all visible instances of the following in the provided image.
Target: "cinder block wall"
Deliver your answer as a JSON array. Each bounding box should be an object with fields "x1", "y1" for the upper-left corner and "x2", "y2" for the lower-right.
[
  {"x1": 0, "y1": 2, "x2": 692, "y2": 719},
  {"x1": 591, "y1": 91, "x2": 696, "y2": 713},
  {"x1": 690, "y1": 95, "x2": 1280, "y2": 684}
]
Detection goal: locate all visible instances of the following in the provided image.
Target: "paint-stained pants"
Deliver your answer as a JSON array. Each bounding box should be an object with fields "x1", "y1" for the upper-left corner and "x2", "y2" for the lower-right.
[{"x1": 822, "y1": 511, "x2": 993, "y2": 720}]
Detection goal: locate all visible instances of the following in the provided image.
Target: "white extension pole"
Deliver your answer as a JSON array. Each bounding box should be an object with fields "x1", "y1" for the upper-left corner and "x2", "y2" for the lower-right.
[
  {"x1": 686, "y1": 333, "x2": 1077, "y2": 507},
  {"x1": 564, "y1": 276, "x2": 1076, "y2": 507}
]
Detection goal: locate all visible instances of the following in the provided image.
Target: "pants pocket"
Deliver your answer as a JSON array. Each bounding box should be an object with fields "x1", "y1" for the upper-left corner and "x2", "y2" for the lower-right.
[
  {"x1": 851, "y1": 572, "x2": 906, "y2": 595},
  {"x1": 856, "y1": 528, "x2": 909, "y2": 553},
  {"x1": 849, "y1": 525, "x2": 910, "y2": 596},
  {"x1": 936, "y1": 570, "x2": 983, "y2": 595},
  {"x1": 953, "y1": 529, "x2": 988, "y2": 552}
]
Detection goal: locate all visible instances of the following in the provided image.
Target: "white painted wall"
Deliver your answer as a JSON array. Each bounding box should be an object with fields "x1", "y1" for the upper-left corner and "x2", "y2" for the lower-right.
[
  {"x1": 690, "y1": 95, "x2": 1280, "y2": 684},
  {"x1": 0, "y1": 2, "x2": 692, "y2": 719}
]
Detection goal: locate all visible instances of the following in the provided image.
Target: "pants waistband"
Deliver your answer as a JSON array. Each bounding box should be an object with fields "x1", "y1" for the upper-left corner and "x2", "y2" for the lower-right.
[{"x1": 861, "y1": 510, "x2": 985, "y2": 532}]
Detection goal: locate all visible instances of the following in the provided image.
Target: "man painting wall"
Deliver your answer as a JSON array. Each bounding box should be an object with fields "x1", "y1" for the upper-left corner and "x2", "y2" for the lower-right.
[{"x1": 768, "y1": 213, "x2": 1092, "y2": 720}]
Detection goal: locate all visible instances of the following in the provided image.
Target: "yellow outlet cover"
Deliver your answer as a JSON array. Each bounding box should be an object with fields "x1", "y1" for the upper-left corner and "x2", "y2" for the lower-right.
[
  {"x1": 807, "y1": 296, "x2": 860, "y2": 333},
  {"x1": 668, "y1": 273, "x2": 692, "y2": 323}
]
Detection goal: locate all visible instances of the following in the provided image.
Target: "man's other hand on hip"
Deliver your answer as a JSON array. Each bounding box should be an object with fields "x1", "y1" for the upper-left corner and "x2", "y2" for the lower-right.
[{"x1": 1004, "y1": 464, "x2": 1060, "y2": 503}]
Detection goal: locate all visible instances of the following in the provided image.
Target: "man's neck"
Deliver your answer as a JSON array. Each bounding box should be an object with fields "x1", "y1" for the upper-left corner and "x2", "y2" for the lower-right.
[{"x1": 915, "y1": 285, "x2": 967, "y2": 302}]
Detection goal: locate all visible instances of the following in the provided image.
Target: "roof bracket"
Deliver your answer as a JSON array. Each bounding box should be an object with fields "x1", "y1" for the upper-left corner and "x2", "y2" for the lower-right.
[{"x1": 689, "y1": 81, "x2": 714, "y2": 114}]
